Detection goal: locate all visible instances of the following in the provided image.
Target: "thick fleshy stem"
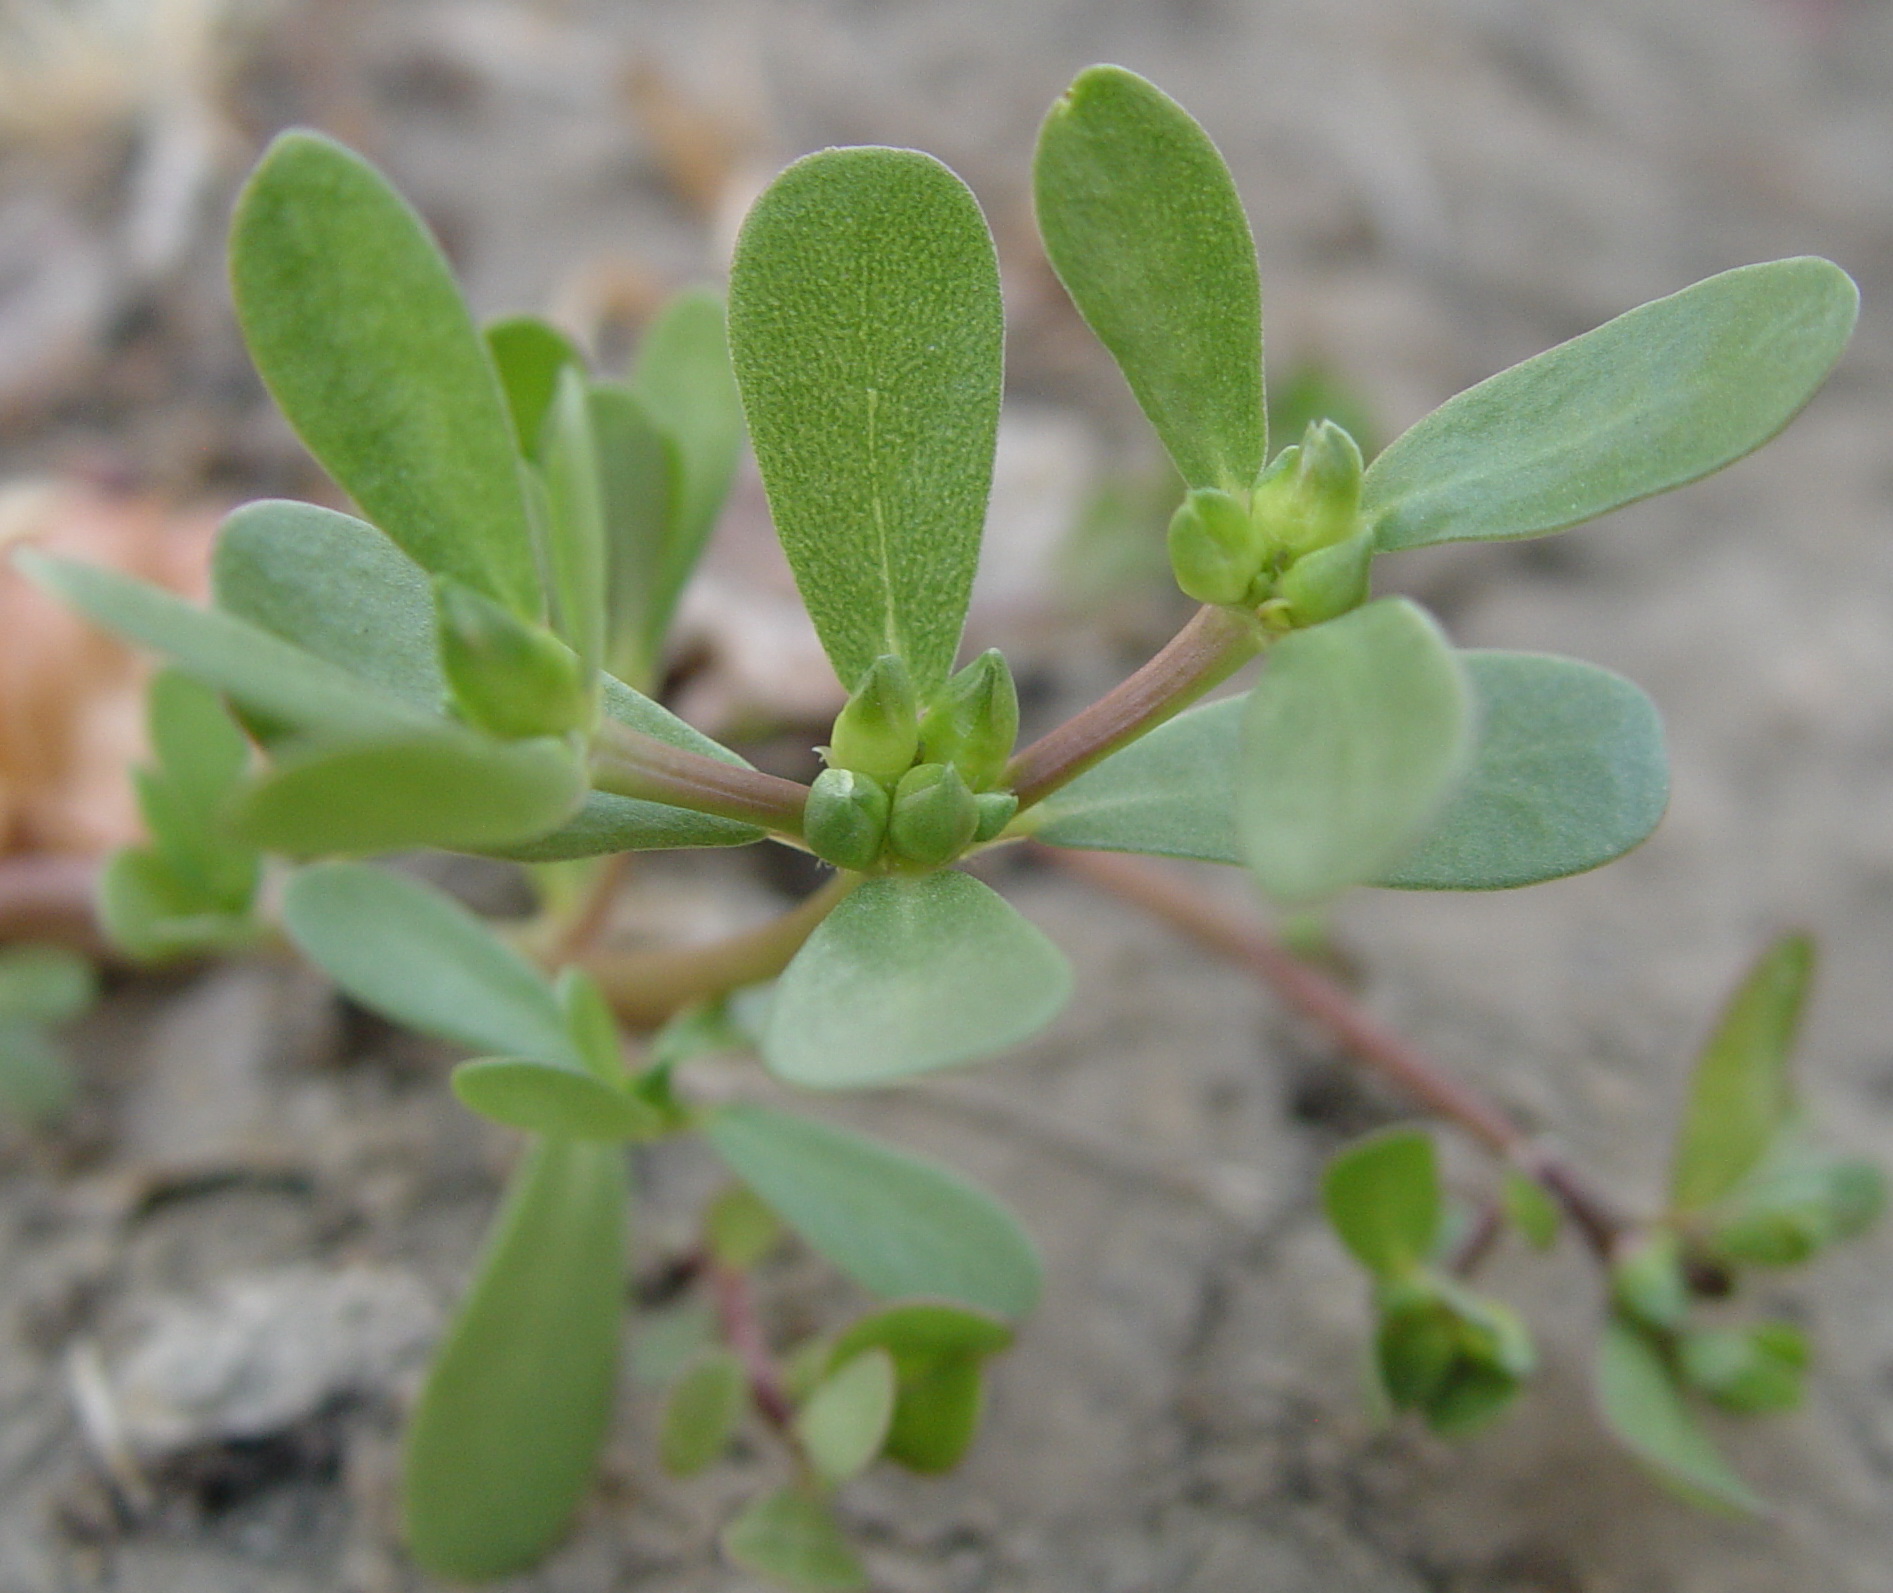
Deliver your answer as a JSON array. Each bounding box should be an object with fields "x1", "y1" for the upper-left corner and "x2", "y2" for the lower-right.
[
  {"x1": 590, "y1": 721, "x2": 811, "y2": 836},
  {"x1": 1041, "y1": 846, "x2": 1627, "y2": 1260},
  {"x1": 1005, "y1": 604, "x2": 1265, "y2": 812}
]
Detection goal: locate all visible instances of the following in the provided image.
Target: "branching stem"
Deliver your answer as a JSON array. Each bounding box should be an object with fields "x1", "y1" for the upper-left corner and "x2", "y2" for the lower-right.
[
  {"x1": 1006, "y1": 604, "x2": 1264, "y2": 810},
  {"x1": 1042, "y1": 846, "x2": 1628, "y2": 1259},
  {"x1": 590, "y1": 723, "x2": 811, "y2": 836}
]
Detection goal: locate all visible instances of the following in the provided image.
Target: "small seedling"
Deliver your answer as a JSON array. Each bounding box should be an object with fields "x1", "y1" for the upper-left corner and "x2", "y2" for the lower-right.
[{"x1": 20, "y1": 62, "x2": 1877, "y2": 1584}]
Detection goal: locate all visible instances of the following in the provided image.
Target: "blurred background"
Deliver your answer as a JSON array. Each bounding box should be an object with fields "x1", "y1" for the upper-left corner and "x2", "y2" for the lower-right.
[{"x1": 2, "y1": 1, "x2": 1892, "y2": 1589}]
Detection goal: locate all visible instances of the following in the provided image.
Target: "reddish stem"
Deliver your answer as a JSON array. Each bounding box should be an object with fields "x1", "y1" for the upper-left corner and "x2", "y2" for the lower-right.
[
  {"x1": 0, "y1": 854, "x2": 107, "y2": 956},
  {"x1": 1042, "y1": 846, "x2": 1628, "y2": 1258},
  {"x1": 711, "y1": 1261, "x2": 793, "y2": 1430}
]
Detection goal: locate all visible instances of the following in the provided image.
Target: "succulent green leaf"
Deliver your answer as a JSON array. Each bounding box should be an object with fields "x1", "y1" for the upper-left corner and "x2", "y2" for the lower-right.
[
  {"x1": 146, "y1": 668, "x2": 248, "y2": 813},
  {"x1": 827, "y1": 1302, "x2": 1012, "y2": 1475},
  {"x1": 212, "y1": 501, "x2": 445, "y2": 713},
  {"x1": 1034, "y1": 651, "x2": 1664, "y2": 893},
  {"x1": 1502, "y1": 1170, "x2": 1562, "y2": 1251},
  {"x1": 704, "y1": 1184, "x2": 783, "y2": 1270},
  {"x1": 1240, "y1": 598, "x2": 1472, "y2": 904},
  {"x1": 1323, "y1": 1128, "x2": 1442, "y2": 1279},
  {"x1": 1678, "y1": 1323, "x2": 1808, "y2": 1415},
  {"x1": 659, "y1": 1349, "x2": 748, "y2": 1477},
  {"x1": 0, "y1": 946, "x2": 96, "y2": 1027},
  {"x1": 721, "y1": 1487, "x2": 867, "y2": 1593},
  {"x1": 633, "y1": 288, "x2": 745, "y2": 643},
  {"x1": 1702, "y1": 1139, "x2": 1885, "y2": 1267},
  {"x1": 403, "y1": 1137, "x2": 628, "y2": 1578},
  {"x1": 537, "y1": 364, "x2": 609, "y2": 676},
  {"x1": 589, "y1": 382, "x2": 676, "y2": 687},
  {"x1": 729, "y1": 146, "x2": 1003, "y2": 692},
  {"x1": 230, "y1": 132, "x2": 540, "y2": 613},
  {"x1": 705, "y1": 1103, "x2": 1042, "y2": 1318},
  {"x1": 762, "y1": 871, "x2": 1071, "y2": 1087},
  {"x1": 829, "y1": 1301, "x2": 1014, "y2": 1370},
  {"x1": 797, "y1": 1348, "x2": 897, "y2": 1484},
  {"x1": 0, "y1": 1024, "x2": 76, "y2": 1124},
  {"x1": 1671, "y1": 934, "x2": 1813, "y2": 1215},
  {"x1": 631, "y1": 1300, "x2": 716, "y2": 1387},
  {"x1": 1610, "y1": 1230, "x2": 1690, "y2": 1333},
  {"x1": 1034, "y1": 65, "x2": 1264, "y2": 492},
  {"x1": 556, "y1": 967, "x2": 623, "y2": 1083},
  {"x1": 451, "y1": 1059, "x2": 662, "y2": 1140},
  {"x1": 1595, "y1": 1317, "x2": 1761, "y2": 1515},
  {"x1": 1381, "y1": 653, "x2": 1667, "y2": 890},
  {"x1": 282, "y1": 861, "x2": 578, "y2": 1065},
  {"x1": 486, "y1": 315, "x2": 582, "y2": 458},
  {"x1": 98, "y1": 848, "x2": 255, "y2": 961},
  {"x1": 1364, "y1": 259, "x2": 1858, "y2": 551},
  {"x1": 19, "y1": 552, "x2": 425, "y2": 742},
  {"x1": 232, "y1": 731, "x2": 583, "y2": 856}
]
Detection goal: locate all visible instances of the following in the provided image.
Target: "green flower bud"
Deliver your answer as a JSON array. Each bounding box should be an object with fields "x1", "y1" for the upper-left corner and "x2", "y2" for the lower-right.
[
  {"x1": 803, "y1": 767, "x2": 890, "y2": 872},
  {"x1": 1609, "y1": 1230, "x2": 1689, "y2": 1331},
  {"x1": 1706, "y1": 1153, "x2": 1885, "y2": 1268},
  {"x1": 1251, "y1": 418, "x2": 1365, "y2": 557},
  {"x1": 971, "y1": 790, "x2": 1019, "y2": 843},
  {"x1": 919, "y1": 649, "x2": 1019, "y2": 790},
  {"x1": 1277, "y1": 528, "x2": 1373, "y2": 627},
  {"x1": 829, "y1": 655, "x2": 920, "y2": 786},
  {"x1": 1167, "y1": 486, "x2": 1263, "y2": 606},
  {"x1": 435, "y1": 576, "x2": 592, "y2": 740},
  {"x1": 887, "y1": 762, "x2": 979, "y2": 866},
  {"x1": 1677, "y1": 1322, "x2": 1808, "y2": 1415},
  {"x1": 1373, "y1": 1272, "x2": 1534, "y2": 1436}
]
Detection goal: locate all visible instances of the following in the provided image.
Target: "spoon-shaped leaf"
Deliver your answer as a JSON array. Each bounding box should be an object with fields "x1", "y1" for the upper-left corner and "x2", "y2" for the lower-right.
[
  {"x1": 705, "y1": 1103, "x2": 1042, "y2": 1318},
  {"x1": 231, "y1": 132, "x2": 540, "y2": 614},
  {"x1": 1322, "y1": 1130, "x2": 1441, "y2": 1280},
  {"x1": 1595, "y1": 1318, "x2": 1761, "y2": 1515},
  {"x1": 232, "y1": 731, "x2": 583, "y2": 856},
  {"x1": 722, "y1": 1488, "x2": 866, "y2": 1592},
  {"x1": 486, "y1": 314, "x2": 582, "y2": 459},
  {"x1": 796, "y1": 1348, "x2": 897, "y2": 1485},
  {"x1": 762, "y1": 872, "x2": 1070, "y2": 1087},
  {"x1": 1670, "y1": 934, "x2": 1814, "y2": 1215},
  {"x1": 1240, "y1": 599, "x2": 1473, "y2": 904},
  {"x1": 1364, "y1": 258, "x2": 1858, "y2": 551},
  {"x1": 403, "y1": 1137, "x2": 629, "y2": 1578},
  {"x1": 282, "y1": 861, "x2": 577, "y2": 1065},
  {"x1": 1034, "y1": 64, "x2": 1264, "y2": 492},
  {"x1": 729, "y1": 146, "x2": 1002, "y2": 693},
  {"x1": 452, "y1": 1059, "x2": 662, "y2": 1140},
  {"x1": 1032, "y1": 651, "x2": 1666, "y2": 893}
]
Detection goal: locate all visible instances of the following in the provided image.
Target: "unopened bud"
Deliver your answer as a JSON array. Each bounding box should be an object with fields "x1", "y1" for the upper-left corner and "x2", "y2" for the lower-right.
[
  {"x1": 435, "y1": 576, "x2": 592, "y2": 740},
  {"x1": 1251, "y1": 419, "x2": 1365, "y2": 557},
  {"x1": 1277, "y1": 529, "x2": 1373, "y2": 627},
  {"x1": 971, "y1": 790, "x2": 1019, "y2": 843},
  {"x1": 1168, "y1": 486, "x2": 1263, "y2": 606},
  {"x1": 919, "y1": 649, "x2": 1018, "y2": 790},
  {"x1": 1374, "y1": 1272, "x2": 1534, "y2": 1435},
  {"x1": 1610, "y1": 1230, "x2": 1689, "y2": 1331},
  {"x1": 829, "y1": 655, "x2": 920, "y2": 786},
  {"x1": 888, "y1": 762, "x2": 978, "y2": 866},
  {"x1": 803, "y1": 768, "x2": 890, "y2": 871}
]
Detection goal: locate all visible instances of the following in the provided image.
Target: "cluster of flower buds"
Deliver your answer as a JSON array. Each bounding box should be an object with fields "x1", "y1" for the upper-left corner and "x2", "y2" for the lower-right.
[
  {"x1": 1166, "y1": 417, "x2": 1373, "y2": 630},
  {"x1": 804, "y1": 652, "x2": 1020, "y2": 871},
  {"x1": 434, "y1": 576, "x2": 594, "y2": 740},
  {"x1": 1372, "y1": 1270, "x2": 1536, "y2": 1435}
]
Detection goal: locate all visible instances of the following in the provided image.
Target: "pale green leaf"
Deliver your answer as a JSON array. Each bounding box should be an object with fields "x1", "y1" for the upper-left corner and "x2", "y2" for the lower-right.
[
  {"x1": 705, "y1": 1103, "x2": 1042, "y2": 1318},
  {"x1": 451, "y1": 1059, "x2": 661, "y2": 1140},
  {"x1": 213, "y1": 500, "x2": 445, "y2": 713},
  {"x1": 233, "y1": 732, "x2": 583, "y2": 856},
  {"x1": 282, "y1": 861, "x2": 577, "y2": 1064},
  {"x1": 762, "y1": 871, "x2": 1070, "y2": 1086},
  {"x1": 0, "y1": 1025, "x2": 75, "y2": 1124},
  {"x1": 659, "y1": 1349, "x2": 747, "y2": 1477},
  {"x1": 403, "y1": 1137, "x2": 628, "y2": 1578},
  {"x1": 589, "y1": 382, "x2": 676, "y2": 687},
  {"x1": 633, "y1": 288, "x2": 744, "y2": 646},
  {"x1": 98, "y1": 848, "x2": 254, "y2": 961},
  {"x1": 796, "y1": 1348, "x2": 897, "y2": 1484},
  {"x1": 828, "y1": 1301, "x2": 1014, "y2": 1371},
  {"x1": 1595, "y1": 1318, "x2": 1762, "y2": 1515},
  {"x1": 1672, "y1": 935, "x2": 1813, "y2": 1214},
  {"x1": 1502, "y1": 1170, "x2": 1562, "y2": 1251},
  {"x1": 1034, "y1": 652, "x2": 1664, "y2": 893},
  {"x1": 729, "y1": 146, "x2": 1002, "y2": 692},
  {"x1": 19, "y1": 552, "x2": 424, "y2": 742},
  {"x1": 538, "y1": 364, "x2": 608, "y2": 675},
  {"x1": 721, "y1": 1488, "x2": 866, "y2": 1593},
  {"x1": 1241, "y1": 598, "x2": 1473, "y2": 904},
  {"x1": 1365, "y1": 259, "x2": 1858, "y2": 551},
  {"x1": 486, "y1": 315, "x2": 582, "y2": 458},
  {"x1": 1322, "y1": 1129, "x2": 1441, "y2": 1279},
  {"x1": 230, "y1": 132, "x2": 540, "y2": 613},
  {"x1": 1033, "y1": 64, "x2": 1264, "y2": 492}
]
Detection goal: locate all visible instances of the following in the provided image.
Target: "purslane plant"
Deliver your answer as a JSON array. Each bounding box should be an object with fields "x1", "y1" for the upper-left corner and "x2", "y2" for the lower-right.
[{"x1": 19, "y1": 61, "x2": 1878, "y2": 1586}]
